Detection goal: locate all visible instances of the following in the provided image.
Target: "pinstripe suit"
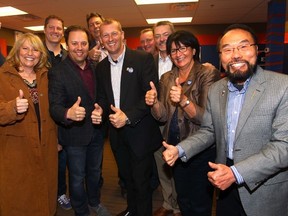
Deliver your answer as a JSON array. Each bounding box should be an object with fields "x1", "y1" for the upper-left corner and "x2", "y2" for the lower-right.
[{"x1": 179, "y1": 66, "x2": 288, "y2": 216}]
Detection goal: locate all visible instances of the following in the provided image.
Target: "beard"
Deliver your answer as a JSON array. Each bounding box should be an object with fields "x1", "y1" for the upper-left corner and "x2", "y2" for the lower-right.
[{"x1": 225, "y1": 60, "x2": 257, "y2": 84}]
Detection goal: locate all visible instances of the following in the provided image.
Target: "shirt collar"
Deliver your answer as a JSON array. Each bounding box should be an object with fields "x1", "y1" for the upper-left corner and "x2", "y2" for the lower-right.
[
  {"x1": 108, "y1": 45, "x2": 126, "y2": 65},
  {"x1": 227, "y1": 77, "x2": 251, "y2": 93}
]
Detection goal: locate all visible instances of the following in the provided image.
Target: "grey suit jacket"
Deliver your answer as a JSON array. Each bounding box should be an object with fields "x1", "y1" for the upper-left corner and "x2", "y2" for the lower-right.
[{"x1": 179, "y1": 66, "x2": 288, "y2": 216}]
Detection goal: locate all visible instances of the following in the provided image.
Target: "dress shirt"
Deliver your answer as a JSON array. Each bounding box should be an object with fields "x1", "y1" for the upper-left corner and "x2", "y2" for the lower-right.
[
  {"x1": 158, "y1": 53, "x2": 173, "y2": 79},
  {"x1": 227, "y1": 78, "x2": 251, "y2": 184},
  {"x1": 108, "y1": 46, "x2": 125, "y2": 108}
]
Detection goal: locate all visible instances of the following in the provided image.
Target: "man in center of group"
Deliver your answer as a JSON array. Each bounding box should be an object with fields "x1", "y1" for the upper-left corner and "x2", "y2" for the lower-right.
[
  {"x1": 48, "y1": 25, "x2": 110, "y2": 216},
  {"x1": 95, "y1": 18, "x2": 162, "y2": 216}
]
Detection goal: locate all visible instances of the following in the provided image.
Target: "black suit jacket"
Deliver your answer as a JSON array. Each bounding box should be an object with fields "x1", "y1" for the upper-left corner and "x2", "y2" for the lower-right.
[
  {"x1": 48, "y1": 57, "x2": 101, "y2": 146},
  {"x1": 96, "y1": 48, "x2": 162, "y2": 159}
]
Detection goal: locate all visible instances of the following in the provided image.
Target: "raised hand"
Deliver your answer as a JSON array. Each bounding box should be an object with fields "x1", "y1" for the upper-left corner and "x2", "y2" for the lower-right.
[
  {"x1": 109, "y1": 105, "x2": 127, "y2": 128},
  {"x1": 170, "y1": 77, "x2": 183, "y2": 103},
  {"x1": 145, "y1": 81, "x2": 158, "y2": 106},
  {"x1": 91, "y1": 103, "x2": 103, "y2": 124},
  {"x1": 67, "y1": 96, "x2": 86, "y2": 121},
  {"x1": 162, "y1": 141, "x2": 179, "y2": 166},
  {"x1": 15, "y1": 89, "x2": 28, "y2": 114},
  {"x1": 88, "y1": 42, "x2": 101, "y2": 61}
]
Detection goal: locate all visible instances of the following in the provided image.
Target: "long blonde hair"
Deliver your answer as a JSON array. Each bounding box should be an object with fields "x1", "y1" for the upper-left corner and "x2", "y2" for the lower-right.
[{"x1": 6, "y1": 33, "x2": 50, "y2": 72}]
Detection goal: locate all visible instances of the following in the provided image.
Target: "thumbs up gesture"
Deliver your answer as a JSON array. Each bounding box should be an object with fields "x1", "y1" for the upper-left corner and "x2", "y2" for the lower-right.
[
  {"x1": 145, "y1": 81, "x2": 158, "y2": 106},
  {"x1": 91, "y1": 103, "x2": 103, "y2": 124},
  {"x1": 162, "y1": 141, "x2": 179, "y2": 166},
  {"x1": 170, "y1": 77, "x2": 183, "y2": 103},
  {"x1": 15, "y1": 89, "x2": 28, "y2": 114},
  {"x1": 67, "y1": 96, "x2": 86, "y2": 121},
  {"x1": 109, "y1": 105, "x2": 126, "y2": 128},
  {"x1": 88, "y1": 42, "x2": 102, "y2": 61}
]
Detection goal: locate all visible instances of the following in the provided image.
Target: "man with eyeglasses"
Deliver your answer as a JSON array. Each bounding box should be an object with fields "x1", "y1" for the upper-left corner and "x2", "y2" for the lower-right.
[
  {"x1": 163, "y1": 23, "x2": 288, "y2": 216},
  {"x1": 151, "y1": 21, "x2": 181, "y2": 216}
]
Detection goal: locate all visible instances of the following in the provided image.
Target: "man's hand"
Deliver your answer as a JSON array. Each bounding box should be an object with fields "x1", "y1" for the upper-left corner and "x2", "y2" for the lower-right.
[
  {"x1": 88, "y1": 43, "x2": 101, "y2": 62},
  {"x1": 145, "y1": 81, "x2": 158, "y2": 106},
  {"x1": 91, "y1": 103, "x2": 103, "y2": 124},
  {"x1": 170, "y1": 77, "x2": 183, "y2": 103},
  {"x1": 207, "y1": 162, "x2": 236, "y2": 190},
  {"x1": 162, "y1": 141, "x2": 179, "y2": 166},
  {"x1": 67, "y1": 96, "x2": 86, "y2": 121},
  {"x1": 15, "y1": 89, "x2": 28, "y2": 113},
  {"x1": 109, "y1": 105, "x2": 127, "y2": 128}
]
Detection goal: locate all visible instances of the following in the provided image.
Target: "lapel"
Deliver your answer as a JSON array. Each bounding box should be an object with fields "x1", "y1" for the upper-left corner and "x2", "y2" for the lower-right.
[
  {"x1": 120, "y1": 49, "x2": 132, "y2": 108},
  {"x1": 65, "y1": 58, "x2": 94, "y2": 100},
  {"x1": 219, "y1": 78, "x2": 229, "y2": 144},
  {"x1": 234, "y1": 67, "x2": 265, "y2": 142},
  {"x1": 102, "y1": 58, "x2": 115, "y2": 104}
]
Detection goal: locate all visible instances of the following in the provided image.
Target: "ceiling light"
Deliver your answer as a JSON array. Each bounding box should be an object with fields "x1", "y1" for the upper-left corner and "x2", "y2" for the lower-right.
[
  {"x1": 24, "y1": 26, "x2": 44, "y2": 31},
  {"x1": 0, "y1": 6, "x2": 27, "y2": 17},
  {"x1": 135, "y1": 0, "x2": 198, "y2": 5},
  {"x1": 146, "y1": 17, "x2": 192, "y2": 24}
]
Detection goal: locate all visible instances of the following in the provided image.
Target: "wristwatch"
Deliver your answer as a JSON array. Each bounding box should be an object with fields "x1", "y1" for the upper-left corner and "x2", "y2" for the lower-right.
[
  {"x1": 182, "y1": 99, "x2": 190, "y2": 108},
  {"x1": 126, "y1": 117, "x2": 131, "y2": 125}
]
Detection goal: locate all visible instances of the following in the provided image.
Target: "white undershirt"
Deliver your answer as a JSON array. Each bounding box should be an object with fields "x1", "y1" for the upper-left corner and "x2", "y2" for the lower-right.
[{"x1": 109, "y1": 46, "x2": 126, "y2": 108}]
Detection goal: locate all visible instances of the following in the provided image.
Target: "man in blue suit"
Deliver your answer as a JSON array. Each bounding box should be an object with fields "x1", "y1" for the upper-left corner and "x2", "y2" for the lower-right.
[
  {"x1": 163, "y1": 24, "x2": 288, "y2": 216},
  {"x1": 95, "y1": 18, "x2": 162, "y2": 216}
]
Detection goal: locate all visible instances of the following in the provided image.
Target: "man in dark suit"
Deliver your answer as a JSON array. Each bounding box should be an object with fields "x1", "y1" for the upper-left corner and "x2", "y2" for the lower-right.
[
  {"x1": 48, "y1": 25, "x2": 110, "y2": 216},
  {"x1": 163, "y1": 24, "x2": 288, "y2": 216},
  {"x1": 95, "y1": 18, "x2": 162, "y2": 216},
  {"x1": 43, "y1": 15, "x2": 71, "y2": 210}
]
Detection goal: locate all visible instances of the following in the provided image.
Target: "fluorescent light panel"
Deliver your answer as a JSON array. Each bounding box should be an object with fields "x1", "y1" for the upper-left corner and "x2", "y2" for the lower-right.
[
  {"x1": 0, "y1": 6, "x2": 27, "y2": 17},
  {"x1": 24, "y1": 26, "x2": 44, "y2": 31},
  {"x1": 135, "y1": 0, "x2": 198, "y2": 5},
  {"x1": 146, "y1": 17, "x2": 192, "y2": 24},
  {"x1": 25, "y1": 25, "x2": 67, "y2": 32}
]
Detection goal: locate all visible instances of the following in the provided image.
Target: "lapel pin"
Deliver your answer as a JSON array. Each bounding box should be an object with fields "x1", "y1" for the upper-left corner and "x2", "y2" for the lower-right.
[{"x1": 126, "y1": 67, "x2": 134, "y2": 73}]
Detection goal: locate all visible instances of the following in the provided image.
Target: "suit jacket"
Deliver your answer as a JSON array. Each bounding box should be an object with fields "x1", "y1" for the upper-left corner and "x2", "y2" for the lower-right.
[
  {"x1": 96, "y1": 48, "x2": 162, "y2": 159},
  {"x1": 48, "y1": 57, "x2": 101, "y2": 146},
  {"x1": 179, "y1": 66, "x2": 288, "y2": 216}
]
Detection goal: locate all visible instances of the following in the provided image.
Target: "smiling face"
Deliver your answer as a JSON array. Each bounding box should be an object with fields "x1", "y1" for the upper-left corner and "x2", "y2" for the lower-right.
[
  {"x1": 19, "y1": 40, "x2": 41, "y2": 71},
  {"x1": 154, "y1": 24, "x2": 173, "y2": 53},
  {"x1": 100, "y1": 21, "x2": 125, "y2": 60},
  {"x1": 219, "y1": 29, "x2": 258, "y2": 84},
  {"x1": 170, "y1": 42, "x2": 195, "y2": 70},
  {"x1": 67, "y1": 30, "x2": 89, "y2": 67},
  {"x1": 88, "y1": 16, "x2": 103, "y2": 40},
  {"x1": 44, "y1": 18, "x2": 64, "y2": 44},
  {"x1": 140, "y1": 30, "x2": 156, "y2": 54}
]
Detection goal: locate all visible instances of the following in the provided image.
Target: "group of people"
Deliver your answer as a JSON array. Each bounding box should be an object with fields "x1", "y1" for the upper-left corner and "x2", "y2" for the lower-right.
[{"x1": 0, "y1": 11, "x2": 287, "y2": 216}]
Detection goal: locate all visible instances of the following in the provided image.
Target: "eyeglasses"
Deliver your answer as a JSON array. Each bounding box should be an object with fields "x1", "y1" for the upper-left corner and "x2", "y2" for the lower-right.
[
  {"x1": 170, "y1": 46, "x2": 188, "y2": 55},
  {"x1": 219, "y1": 43, "x2": 256, "y2": 55}
]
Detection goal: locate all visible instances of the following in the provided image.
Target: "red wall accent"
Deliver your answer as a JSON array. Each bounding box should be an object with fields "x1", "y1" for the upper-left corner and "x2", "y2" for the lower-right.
[{"x1": 0, "y1": 38, "x2": 7, "y2": 56}]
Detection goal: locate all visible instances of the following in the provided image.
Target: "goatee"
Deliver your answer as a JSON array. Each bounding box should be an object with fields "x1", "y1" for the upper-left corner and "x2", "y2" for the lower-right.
[{"x1": 226, "y1": 60, "x2": 256, "y2": 84}]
